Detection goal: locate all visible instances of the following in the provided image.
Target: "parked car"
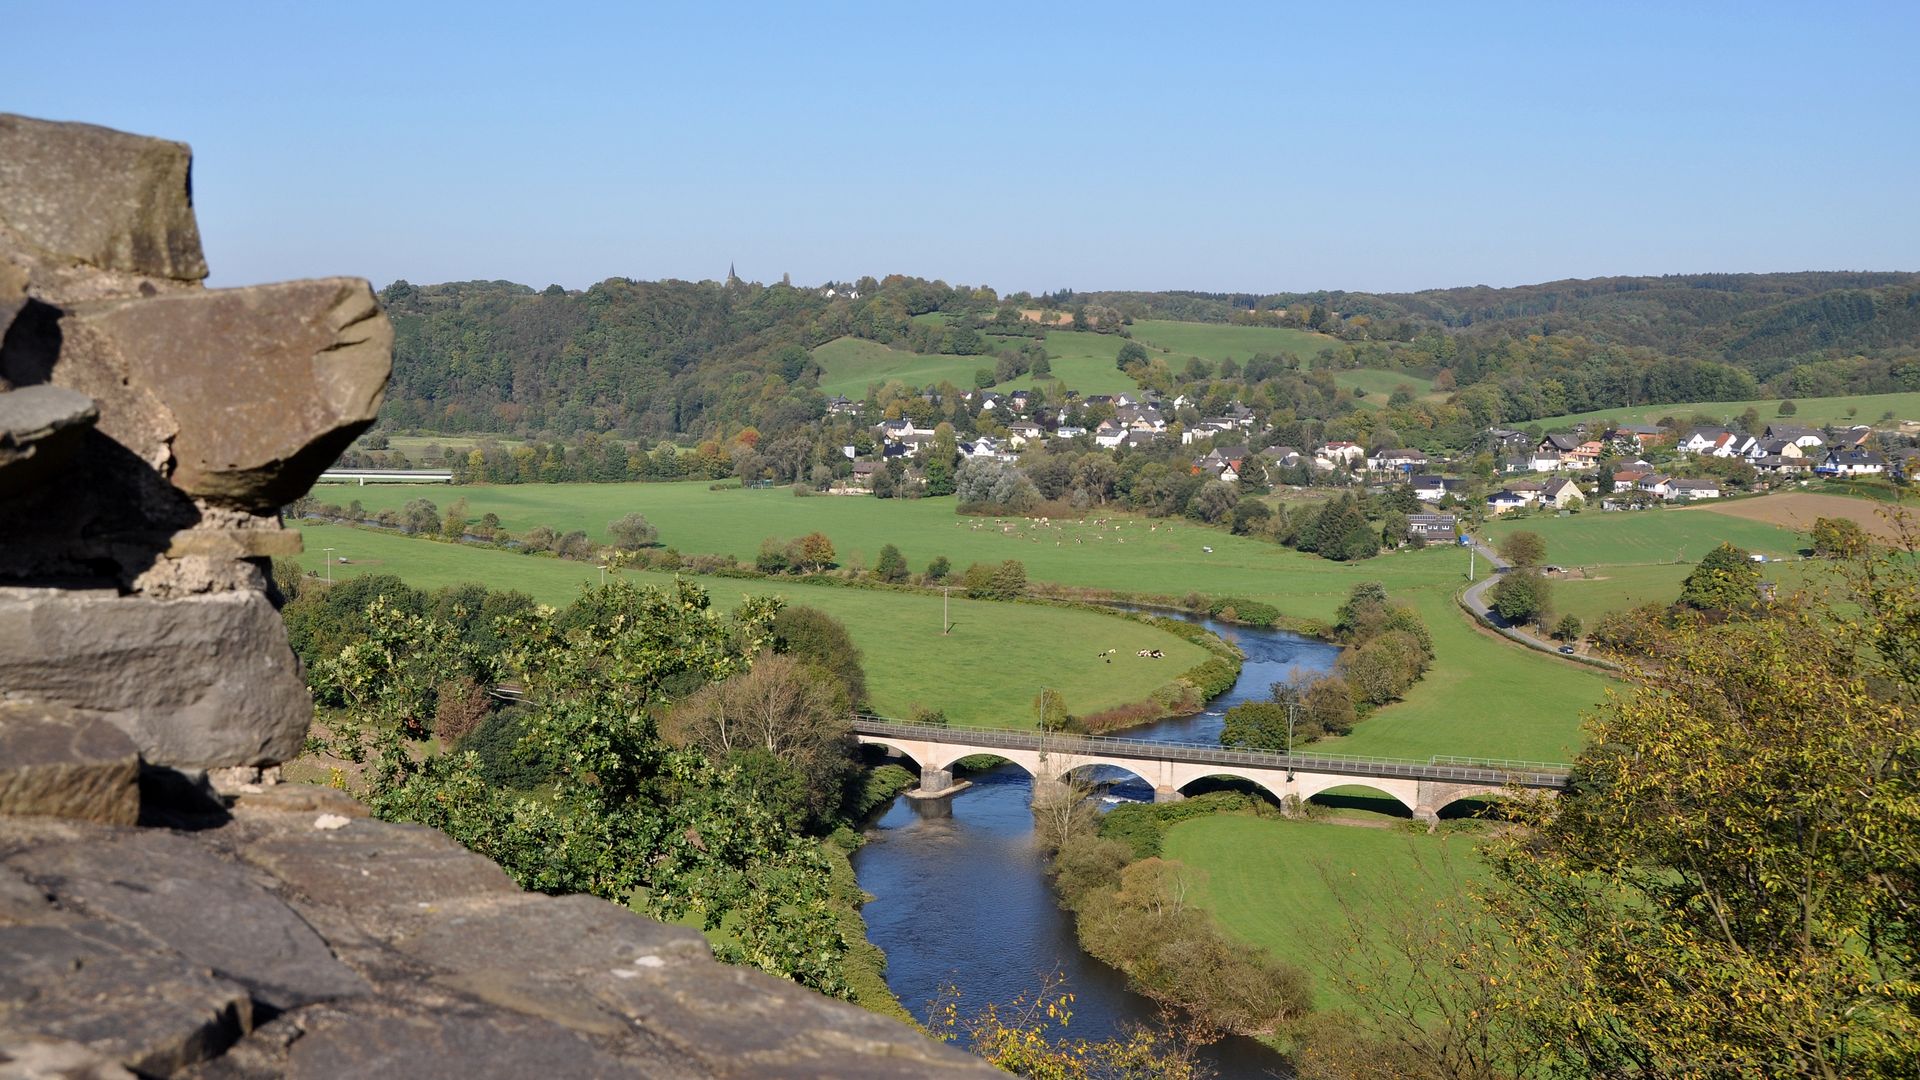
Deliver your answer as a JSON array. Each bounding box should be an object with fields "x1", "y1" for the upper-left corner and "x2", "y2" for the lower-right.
[{"x1": 1558, "y1": 645, "x2": 1576, "y2": 655}]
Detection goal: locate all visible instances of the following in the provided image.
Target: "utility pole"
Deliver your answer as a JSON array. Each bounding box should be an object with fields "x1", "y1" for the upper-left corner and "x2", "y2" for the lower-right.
[
  {"x1": 597, "y1": 563, "x2": 607, "y2": 587},
  {"x1": 942, "y1": 586, "x2": 950, "y2": 636},
  {"x1": 1285, "y1": 699, "x2": 1298, "y2": 781},
  {"x1": 323, "y1": 547, "x2": 334, "y2": 584},
  {"x1": 1468, "y1": 540, "x2": 1475, "y2": 582}
]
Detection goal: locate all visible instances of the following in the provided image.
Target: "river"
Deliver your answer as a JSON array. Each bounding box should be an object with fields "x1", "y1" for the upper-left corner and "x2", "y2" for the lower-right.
[{"x1": 851, "y1": 614, "x2": 1342, "y2": 1079}]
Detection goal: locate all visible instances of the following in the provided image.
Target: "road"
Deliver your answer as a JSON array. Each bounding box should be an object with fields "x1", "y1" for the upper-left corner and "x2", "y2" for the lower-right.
[{"x1": 1458, "y1": 533, "x2": 1620, "y2": 671}]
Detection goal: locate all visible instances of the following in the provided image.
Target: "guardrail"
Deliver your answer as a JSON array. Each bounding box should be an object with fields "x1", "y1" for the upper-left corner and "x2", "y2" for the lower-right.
[{"x1": 849, "y1": 716, "x2": 1571, "y2": 789}]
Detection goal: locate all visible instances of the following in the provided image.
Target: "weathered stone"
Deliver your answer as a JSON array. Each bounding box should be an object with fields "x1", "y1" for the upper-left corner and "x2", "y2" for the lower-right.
[
  {"x1": 0, "y1": 922, "x2": 251, "y2": 1075},
  {"x1": 163, "y1": 525, "x2": 303, "y2": 560},
  {"x1": 0, "y1": 254, "x2": 27, "y2": 365},
  {"x1": 0, "y1": 588, "x2": 308, "y2": 768},
  {"x1": 0, "y1": 1035, "x2": 136, "y2": 1079},
  {"x1": 0, "y1": 703, "x2": 139, "y2": 825},
  {"x1": 8, "y1": 832, "x2": 368, "y2": 1011},
  {"x1": 0, "y1": 385, "x2": 96, "y2": 499},
  {"x1": 284, "y1": 1007, "x2": 637, "y2": 1080},
  {"x1": 236, "y1": 820, "x2": 520, "y2": 913},
  {"x1": 0, "y1": 114, "x2": 205, "y2": 282},
  {"x1": 59, "y1": 279, "x2": 390, "y2": 510}
]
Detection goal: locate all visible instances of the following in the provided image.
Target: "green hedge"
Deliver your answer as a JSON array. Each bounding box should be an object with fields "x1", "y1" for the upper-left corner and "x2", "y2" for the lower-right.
[{"x1": 1207, "y1": 597, "x2": 1282, "y2": 627}]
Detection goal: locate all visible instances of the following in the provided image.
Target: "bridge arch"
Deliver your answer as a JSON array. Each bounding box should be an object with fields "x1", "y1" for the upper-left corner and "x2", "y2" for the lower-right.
[
  {"x1": 1292, "y1": 773, "x2": 1421, "y2": 815},
  {"x1": 1171, "y1": 772, "x2": 1287, "y2": 805}
]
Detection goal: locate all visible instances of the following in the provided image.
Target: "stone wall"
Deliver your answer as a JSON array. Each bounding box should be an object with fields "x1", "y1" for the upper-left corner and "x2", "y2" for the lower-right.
[{"x1": 0, "y1": 114, "x2": 993, "y2": 1078}]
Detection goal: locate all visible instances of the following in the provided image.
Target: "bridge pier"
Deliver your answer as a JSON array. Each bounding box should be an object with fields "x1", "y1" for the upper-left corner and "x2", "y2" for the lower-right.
[
  {"x1": 1030, "y1": 776, "x2": 1070, "y2": 808},
  {"x1": 1152, "y1": 786, "x2": 1185, "y2": 804},
  {"x1": 920, "y1": 766, "x2": 952, "y2": 793}
]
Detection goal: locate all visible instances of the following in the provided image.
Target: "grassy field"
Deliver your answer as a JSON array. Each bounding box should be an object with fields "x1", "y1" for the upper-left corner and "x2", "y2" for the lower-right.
[
  {"x1": 1126, "y1": 320, "x2": 1338, "y2": 364},
  {"x1": 812, "y1": 333, "x2": 1139, "y2": 398},
  {"x1": 1321, "y1": 586, "x2": 1599, "y2": 763},
  {"x1": 296, "y1": 485, "x2": 1608, "y2": 761},
  {"x1": 1333, "y1": 368, "x2": 1438, "y2": 401},
  {"x1": 1481, "y1": 504, "x2": 1806, "y2": 567},
  {"x1": 1547, "y1": 560, "x2": 1829, "y2": 626},
  {"x1": 291, "y1": 523, "x2": 1207, "y2": 727},
  {"x1": 307, "y1": 481, "x2": 1467, "y2": 619},
  {"x1": 1161, "y1": 815, "x2": 1489, "y2": 1010},
  {"x1": 1528, "y1": 390, "x2": 1920, "y2": 432}
]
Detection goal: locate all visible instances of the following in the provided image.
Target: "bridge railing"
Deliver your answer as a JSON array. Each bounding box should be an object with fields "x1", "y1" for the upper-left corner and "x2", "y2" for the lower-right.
[{"x1": 849, "y1": 716, "x2": 1571, "y2": 788}]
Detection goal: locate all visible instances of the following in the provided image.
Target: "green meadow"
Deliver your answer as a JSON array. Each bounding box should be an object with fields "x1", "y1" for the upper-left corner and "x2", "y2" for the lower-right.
[
  {"x1": 1480, "y1": 505, "x2": 1804, "y2": 567},
  {"x1": 1160, "y1": 814, "x2": 1489, "y2": 1010},
  {"x1": 1126, "y1": 320, "x2": 1338, "y2": 364},
  {"x1": 290, "y1": 522, "x2": 1206, "y2": 727},
  {"x1": 1547, "y1": 560, "x2": 1828, "y2": 626},
  {"x1": 1528, "y1": 390, "x2": 1920, "y2": 433},
  {"x1": 811, "y1": 332, "x2": 1138, "y2": 398},
  {"x1": 298, "y1": 483, "x2": 1609, "y2": 761}
]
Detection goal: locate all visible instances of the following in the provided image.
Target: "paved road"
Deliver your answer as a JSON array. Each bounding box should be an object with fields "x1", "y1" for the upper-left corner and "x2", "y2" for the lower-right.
[{"x1": 1458, "y1": 533, "x2": 1620, "y2": 671}]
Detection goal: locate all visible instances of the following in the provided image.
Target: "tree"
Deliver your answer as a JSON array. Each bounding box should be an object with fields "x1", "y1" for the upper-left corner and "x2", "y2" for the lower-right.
[
  {"x1": 1551, "y1": 613, "x2": 1582, "y2": 642},
  {"x1": 872, "y1": 543, "x2": 909, "y2": 583},
  {"x1": 1811, "y1": 515, "x2": 1869, "y2": 559},
  {"x1": 924, "y1": 423, "x2": 958, "y2": 496},
  {"x1": 1116, "y1": 341, "x2": 1150, "y2": 370},
  {"x1": 554, "y1": 530, "x2": 593, "y2": 560},
  {"x1": 926, "y1": 555, "x2": 951, "y2": 582},
  {"x1": 1498, "y1": 530, "x2": 1547, "y2": 568},
  {"x1": 771, "y1": 605, "x2": 867, "y2": 711},
  {"x1": 607, "y1": 512, "x2": 658, "y2": 550},
  {"x1": 1778, "y1": 398, "x2": 1798, "y2": 416},
  {"x1": 954, "y1": 458, "x2": 1039, "y2": 511},
  {"x1": 1678, "y1": 541, "x2": 1760, "y2": 612},
  {"x1": 329, "y1": 581, "x2": 853, "y2": 997},
  {"x1": 665, "y1": 652, "x2": 855, "y2": 833},
  {"x1": 1484, "y1": 589, "x2": 1920, "y2": 1077},
  {"x1": 793, "y1": 531, "x2": 836, "y2": 573},
  {"x1": 1033, "y1": 687, "x2": 1070, "y2": 732},
  {"x1": 1490, "y1": 569, "x2": 1550, "y2": 626},
  {"x1": 1185, "y1": 480, "x2": 1239, "y2": 524}
]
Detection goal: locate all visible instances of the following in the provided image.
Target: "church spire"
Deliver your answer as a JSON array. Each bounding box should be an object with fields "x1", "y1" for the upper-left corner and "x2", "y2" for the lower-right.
[{"x1": 726, "y1": 261, "x2": 740, "y2": 286}]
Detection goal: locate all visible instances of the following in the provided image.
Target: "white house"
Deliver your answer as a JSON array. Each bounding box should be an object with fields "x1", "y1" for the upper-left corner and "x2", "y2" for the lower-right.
[
  {"x1": 1004, "y1": 421, "x2": 1044, "y2": 447},
  {"x1": 1636, "y1": 474, "x2": 1672, "y2": 498},
  {"x1": 1368, "y1": 448, "x2": 1429, "y2": 473},
  {"x1": 1665, "y1": 478, "x2": 1721, "y2": 500},
  {"x1": 1817, "y1": 448, "x2": 1886, "y2": 476},
  {"x1": 1486, "y1": 489, "x2": 1532, "y2": 515},
  {"x1": 1315, "y1": 441, "x2": 1366, "y2": 470}
]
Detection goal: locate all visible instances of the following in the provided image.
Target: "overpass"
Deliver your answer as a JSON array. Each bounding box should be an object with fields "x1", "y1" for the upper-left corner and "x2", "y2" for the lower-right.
[
  {"x1": 317, "y1": 468, "x2": 453, "y2": 485},
  {"x1": 850, "y1": 717, "x2": 1570, "y2": 822}
]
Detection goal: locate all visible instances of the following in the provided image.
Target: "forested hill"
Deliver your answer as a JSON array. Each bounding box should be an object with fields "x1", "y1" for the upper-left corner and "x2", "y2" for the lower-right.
[
  {"x1": 1084, "y1": 272, "x2": 1920, "y2": 369},
  {"x1": 375, "y1": 270, "x2": 1920, "y2": 442}
]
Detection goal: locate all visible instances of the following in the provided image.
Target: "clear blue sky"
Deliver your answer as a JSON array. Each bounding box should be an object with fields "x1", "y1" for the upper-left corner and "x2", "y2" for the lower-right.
[{"x1": 11, "y1": 2, "x2": 1917, "y2": 294}]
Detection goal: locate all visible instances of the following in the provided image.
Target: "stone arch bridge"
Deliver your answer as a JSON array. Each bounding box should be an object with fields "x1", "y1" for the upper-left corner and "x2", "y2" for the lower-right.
[{"x1": 851, "y1": 717, "x2": 1570, "y2": 822}]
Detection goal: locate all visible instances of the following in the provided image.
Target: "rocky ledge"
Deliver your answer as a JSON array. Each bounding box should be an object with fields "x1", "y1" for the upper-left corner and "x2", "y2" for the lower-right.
[{"x1": 0, "y1": 781, "x2": 992, "y2": 1079}]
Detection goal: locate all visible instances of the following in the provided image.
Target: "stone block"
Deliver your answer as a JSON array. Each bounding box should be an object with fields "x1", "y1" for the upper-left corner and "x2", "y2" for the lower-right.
[
  {"x1": 235, "y1": 821, "x2": 521, "y2": 912},
  {"x1": 0, "y1": 114, "x2": 206, "y2": 282},
  {"x1": 284, "y1": 1007, "x2": 637, "y2": 1080},
  {"x1": 0, "y1": 921, "x2": 251, "y2": 1075},
  {"x1": 59, "y1": 278, "x2": 390, "y2": 510},
  {"x1": 0, "y1": 702, "x2": 139, "y2": 825},
  {"x1": 0, "y1": 588, "x2": 309, "y2": 768},
  {"x1": 7, "y1": 832, "x2": 368, "y2": 1011},
  {"x1": 0, "y1": 385, "x2": 96, "y2": 499}
]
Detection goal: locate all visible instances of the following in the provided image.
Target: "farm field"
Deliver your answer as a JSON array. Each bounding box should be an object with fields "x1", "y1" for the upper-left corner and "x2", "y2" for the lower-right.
[
  {"x1": 297, "y1": 485, "x2": 1610, "y2": 761},
  {"x1": 289, "y1": 523, "x2": 1206, "y2": 727},
  {"x1": 1547, "y1": 560, "x2": 1828, "y2": 626},
  {"x1": 1333, "y1": 368, "x2": 1438, "y2": 401},
  {"x1": 1697, "y1": 490, "x2": 1918, "y2": 541},
  {"x1": 811, "y1": 333, "x2": 1139, "y2": 398},
  {"x1": 1529, "y1": 390, "x2": 1920, "y2": 433},
  {"x1": 1126, "y1": 320, "x2": 1338, "y2": 364},
  {"x1": 307, "y1": 481, "x2": 1461, "y2": 620},
  {"x1": 1161, "y1": 814, "x2": 1489, "y2": 1010},
  {"x1": 1481, "y1": 504, "x2": 1805, "y2": 567},
  {"x1": 1321, "y1": 586, "x2": 1597, "y2": 763}
]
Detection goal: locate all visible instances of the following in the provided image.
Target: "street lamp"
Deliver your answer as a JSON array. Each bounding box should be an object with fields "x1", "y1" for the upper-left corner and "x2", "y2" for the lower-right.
[
  {"x1": 322, "y1": 547, "x2": 334, "y2": 584},
  {"x1": 1285, "y1": 698, "x2": 1298, "y2": 781}
]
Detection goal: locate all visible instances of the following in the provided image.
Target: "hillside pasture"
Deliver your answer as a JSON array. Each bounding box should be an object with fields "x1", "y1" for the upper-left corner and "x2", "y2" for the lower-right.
[
  {"x1": 1126, "y1": 320, "x2": 1338, "y2": 365},
  {"x1": 813, "y1": 337, "x2": 988, "y2": 398},
  {"x1": 1528, "y1": 390, "x2": 1920, "y2": 433},
  {"x1": 289, "y1": 523, "x2": 1206, "y2": 727},
  {"x1": 1547, "y1": 560, "x2": 1828, "y2": 626}
]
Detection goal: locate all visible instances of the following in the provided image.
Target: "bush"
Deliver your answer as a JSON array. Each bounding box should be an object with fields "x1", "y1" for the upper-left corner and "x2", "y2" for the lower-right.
[{"x1": 607, "y1": 512, "x2": 658, "y2": 550}]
